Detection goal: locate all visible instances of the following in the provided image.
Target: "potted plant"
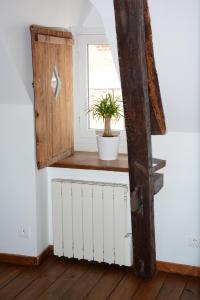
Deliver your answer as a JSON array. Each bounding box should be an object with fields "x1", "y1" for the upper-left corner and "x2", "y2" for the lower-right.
[{"x1": 88, "y1": 92, "x2": 123, "y2": 160}]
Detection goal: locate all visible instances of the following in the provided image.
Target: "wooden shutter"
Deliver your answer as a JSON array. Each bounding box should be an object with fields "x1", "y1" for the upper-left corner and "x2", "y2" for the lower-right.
[{"x1": 30, "y1": 25, "x2": 74, "y2": 169}]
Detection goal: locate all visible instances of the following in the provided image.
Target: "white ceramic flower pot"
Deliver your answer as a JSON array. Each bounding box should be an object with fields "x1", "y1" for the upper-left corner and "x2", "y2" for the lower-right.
[{"x1": 96, "y1": 135, "x2": 120, "y2": 160}]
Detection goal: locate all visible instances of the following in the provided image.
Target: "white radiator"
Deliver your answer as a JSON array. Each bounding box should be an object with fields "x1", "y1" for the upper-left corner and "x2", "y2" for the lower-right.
[{"x1": 52, "y1": 179, "x2": 132, "y2": 266}]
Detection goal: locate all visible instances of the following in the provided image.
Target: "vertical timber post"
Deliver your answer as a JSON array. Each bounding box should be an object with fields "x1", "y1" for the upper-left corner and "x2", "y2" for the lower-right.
[{"x1": 114, "y1": 0, "x2": 156, "y2": 277}]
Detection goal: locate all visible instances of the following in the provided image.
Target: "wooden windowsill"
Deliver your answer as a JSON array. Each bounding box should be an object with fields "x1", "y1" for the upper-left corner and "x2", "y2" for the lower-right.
[
  {"x1": 50, "y1": 152, "x2": 166, "y2": 176},
  {"x1": 50, "y1": 151, "x2": 129, "y2": 172}
]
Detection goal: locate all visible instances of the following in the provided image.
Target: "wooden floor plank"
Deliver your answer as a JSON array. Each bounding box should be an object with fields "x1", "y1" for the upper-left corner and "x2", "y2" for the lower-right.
[
  {"x1": 109, "y1": 270, "x2": 142, "y2": 300},
  {"x1": 38, "y1": 260, "x2": 90, "y2": 300},
  {"x1": 131, "y1": 271, "x2": 167, "y2": 300},
  {"x1": 60, "y1": 262, "x2": 109, "y2": 300},
  {"x1": 85, "y1": 265, "x2": 125, "y2": 300},
  {"x1": 0, "y1": 264, "x2": 24, "y2": 289},
  {"x1": 0, "y1": 256, "x2": 198, "y2": 300},
  {"x1": 0, "y1": 264, "x2": 9, "y2": 272},
  {"x1": 14, "y1": 257, "x2": 70, "y2": 299},
  {"x1": 180, "y1": 277, "x2": 200, "y2": 300},
  {"x1": 156, "y1": 273, "x2": 188, "y2": 300},
  {"x1": 0, "y1": 256, "x2": 56, "y2": 300}
]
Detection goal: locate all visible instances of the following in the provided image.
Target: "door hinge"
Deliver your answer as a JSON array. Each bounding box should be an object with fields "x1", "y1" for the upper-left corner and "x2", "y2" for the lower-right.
[{"x1": 32, "y1": 79, "x2": 40, "y2": 89}]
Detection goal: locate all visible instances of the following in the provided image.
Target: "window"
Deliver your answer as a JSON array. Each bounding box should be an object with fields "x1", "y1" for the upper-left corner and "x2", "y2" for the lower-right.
[
  {"x1": 75, "y1": 34, "x2": 127, "y2": 152},
  {"x1": 88, "y1": 44, "x2": 124, "y2": 130}
]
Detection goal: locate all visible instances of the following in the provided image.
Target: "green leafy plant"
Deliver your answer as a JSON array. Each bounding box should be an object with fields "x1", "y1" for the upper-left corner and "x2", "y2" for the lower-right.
[{"x1": 88, "y1": 92, "x2": 123, "y2": 137}]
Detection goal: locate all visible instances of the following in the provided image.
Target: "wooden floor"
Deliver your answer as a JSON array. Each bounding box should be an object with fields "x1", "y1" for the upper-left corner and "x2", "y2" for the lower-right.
[{"x1": 0, "y1": 256, "x2": 199, "y2": 300}]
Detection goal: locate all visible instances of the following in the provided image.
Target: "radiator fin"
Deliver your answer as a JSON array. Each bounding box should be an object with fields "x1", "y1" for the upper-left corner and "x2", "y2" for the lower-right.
[
  {"x1": 93, "y1": 185, "x2": 104, "y2": 262},
  {"x1": 62, "y1": 182, "x2": 73, "y2": 258},
  {"x1": 52, "y1": 181, "x2": 63, "y2": 257},
  {"x1": 82, "y1": 184, "x2": 93, "y2": 260}
]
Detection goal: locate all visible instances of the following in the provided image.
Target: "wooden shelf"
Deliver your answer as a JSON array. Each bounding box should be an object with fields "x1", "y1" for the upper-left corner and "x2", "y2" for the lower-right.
[
  {"x1": 50, "y1": 151, "x2": 166, "y2": 195},
  {"x1": 50, "y1": 151, "x2": 166, "y2": 174},
  {"x1": 50, "y1": 151, "x2": 129, "y2": 172}
]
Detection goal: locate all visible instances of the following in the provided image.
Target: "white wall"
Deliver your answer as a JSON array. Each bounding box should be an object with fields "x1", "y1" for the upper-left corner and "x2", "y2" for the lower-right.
[
  {"x1": 76, "y1": 1, "x2": 103, "y2": 30},
  {"x1": 36, "y1": 168, "x2": 49, "y2": 255},
  {"x1": 0, "y1": 104, "x2": 38, "y2": 256},
  {"x1": 0, "y1": 40, "x2": 31, "y2": 105},
  {"x1": 0, "y1": 31, "x2": 38, "y2": 255},
  {"x1": 0, "y1": 0, "x2": 85, "y2": 256},
  {"x1": 149, "y1": 0, "x2": 200, "y2": 266},
  {"x1": 153, "y1": 133, "x2": 200, "y2": 266},
  {"x1": 149, "y1": 0, "x2": 200, "y2": 132}
]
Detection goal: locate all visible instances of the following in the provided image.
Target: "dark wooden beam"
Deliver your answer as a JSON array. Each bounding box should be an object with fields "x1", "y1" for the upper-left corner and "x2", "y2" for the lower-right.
[
  {"x1": 153, "y1": 173, "x2": 163, "y2": 195},
  {"x1": 114, "y1": 0, "x2": 156, "y2": 277},
  {"x1": 152, "y1": 158, "x2": 166, "y2": 173},
  {"x1": 114, "y1": 0, "x2": 166, "y2": 278},
  {"x1": 144, "y1": 0, "x2": 166, "y2": 135}
]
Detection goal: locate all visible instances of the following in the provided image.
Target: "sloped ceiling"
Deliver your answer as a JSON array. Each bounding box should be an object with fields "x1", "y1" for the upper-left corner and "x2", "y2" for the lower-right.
[
  {"x1": 0, "y1": 39, "x2": 31, "y2": 104},
  {"x1": 0, "y1": 0, "x2": 85, "y2": 28},
  {"x1": 79, "y1": 3, "x2": 104, "y2": 29},
  {"x1": 0, "y1": 0, "x2": 85, "y2": 104}
]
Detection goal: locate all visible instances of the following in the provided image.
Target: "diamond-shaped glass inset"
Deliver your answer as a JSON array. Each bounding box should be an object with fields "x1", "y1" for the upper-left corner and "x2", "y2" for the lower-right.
[{"x1": 51, "y1": 65, "x2": 61, "y2": 98}]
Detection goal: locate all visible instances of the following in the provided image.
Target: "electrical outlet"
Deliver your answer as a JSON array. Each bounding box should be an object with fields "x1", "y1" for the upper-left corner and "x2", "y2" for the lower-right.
[
  {"x1": 18, "y1": 226, "x2": 30, "y2": 239},
  {"x1": 188, "y1": 236, "x2": 200, "y2": 248}
]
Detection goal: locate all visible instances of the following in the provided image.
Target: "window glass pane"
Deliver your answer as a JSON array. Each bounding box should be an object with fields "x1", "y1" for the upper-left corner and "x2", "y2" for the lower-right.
[{"x1": 88, "y1": 44, "x2": 124, "y2": 130}]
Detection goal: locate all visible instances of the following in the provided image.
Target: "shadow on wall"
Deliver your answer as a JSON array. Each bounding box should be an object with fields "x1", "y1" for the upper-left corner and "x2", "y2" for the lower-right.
[{"x1": 0, "y1": 0, "x2": 86, "y2": 102}]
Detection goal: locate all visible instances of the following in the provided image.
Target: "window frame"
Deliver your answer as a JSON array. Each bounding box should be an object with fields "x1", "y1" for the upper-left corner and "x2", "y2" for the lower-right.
[{"x1": 75, "y1": 34, "x2": 127, "y2": 153}]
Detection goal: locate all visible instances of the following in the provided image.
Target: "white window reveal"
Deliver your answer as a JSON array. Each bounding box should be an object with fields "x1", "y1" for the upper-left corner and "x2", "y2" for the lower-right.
[
  {"x1": 88, "y1": 44, "x2": 124, "y2": 130},
  {"x1": 75, "y1": 34, "x2": 127, "y2": 153}
]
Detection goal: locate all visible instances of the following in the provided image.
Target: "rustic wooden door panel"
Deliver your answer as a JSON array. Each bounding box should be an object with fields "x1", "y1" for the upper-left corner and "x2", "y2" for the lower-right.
[
  {"x1": 30, "y1": 25, "x2": 74, "y2": 169},
  {"x1": 33, "y1": 41, "x2": 49, "y2": 166}
]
